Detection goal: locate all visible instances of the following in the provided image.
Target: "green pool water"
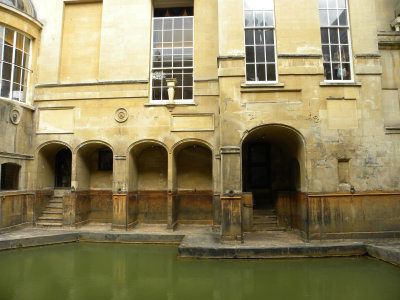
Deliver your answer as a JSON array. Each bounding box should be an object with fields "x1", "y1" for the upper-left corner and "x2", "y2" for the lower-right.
[{"x1": 0, "y1": 243, "x2": 399, "y2": 300}]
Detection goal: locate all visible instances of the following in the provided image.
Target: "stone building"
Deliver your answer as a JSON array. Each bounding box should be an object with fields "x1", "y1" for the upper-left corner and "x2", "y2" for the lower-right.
[{"x1": 0, "y1": 0, "x2": 399, "y2": 241}]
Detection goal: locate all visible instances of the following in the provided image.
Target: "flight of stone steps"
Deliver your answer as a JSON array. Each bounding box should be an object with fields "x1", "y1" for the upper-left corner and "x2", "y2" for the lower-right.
[
  {"x1": 252, "y1": 208, "x2": 286, "y2": 232},
  {"x1": 36, "y1": 190, "x2": 64, "y2": 228}
]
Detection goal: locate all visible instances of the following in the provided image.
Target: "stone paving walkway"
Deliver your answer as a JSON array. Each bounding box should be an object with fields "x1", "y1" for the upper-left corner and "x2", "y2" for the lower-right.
[{"x1": 0, "y1": 225, "x2": 399, "y2": 266}]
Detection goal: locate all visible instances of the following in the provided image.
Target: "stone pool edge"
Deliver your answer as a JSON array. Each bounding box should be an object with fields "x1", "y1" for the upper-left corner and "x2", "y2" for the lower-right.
[{"x1": 0, "y1": 230, "x2": 399, "y2": 268}]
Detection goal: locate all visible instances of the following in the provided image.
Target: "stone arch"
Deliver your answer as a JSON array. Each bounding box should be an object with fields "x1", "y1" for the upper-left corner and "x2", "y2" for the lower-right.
[
  {"x1": 36, "y1": 141, "x2": 72, "y2": 189},
  {"x1": 172, "y1": 139, "x2": 213, "y2": 223},
  {"x1": 128, "y1": 140, "x2": 169, "y2": 223},
  {"x1": 75, "y1": 140, "x2": 114, "y2": 190},
  {"x1": 241, "y1": 123, "x2": 308, "y2": 230}
]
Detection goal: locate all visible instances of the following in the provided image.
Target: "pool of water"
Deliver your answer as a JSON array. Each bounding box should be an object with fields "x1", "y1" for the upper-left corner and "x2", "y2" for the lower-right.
[{"x1": 0, "y1": 243, "x2": 399, "y2": 300}]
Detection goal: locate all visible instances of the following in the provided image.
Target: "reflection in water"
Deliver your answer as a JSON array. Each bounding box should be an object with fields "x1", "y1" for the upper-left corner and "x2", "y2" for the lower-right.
[{"x1": 0, "y1": 244, "x2": 399, "y2": 300}]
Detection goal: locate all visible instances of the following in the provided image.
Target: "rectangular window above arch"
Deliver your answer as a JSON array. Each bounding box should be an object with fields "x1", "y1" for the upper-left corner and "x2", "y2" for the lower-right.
[
  {"x1": 243, "y1": 0, "x2": 277, "y2": 83},
  {"x1": 319, "y1": 0, "x2": 353, "y2": 81},
  {"x1": 0, "y1": 25, "x2": 32, "y2": 103},
  {"x1": 150, "y1": 6, "x2": 194, "y2": 103}
]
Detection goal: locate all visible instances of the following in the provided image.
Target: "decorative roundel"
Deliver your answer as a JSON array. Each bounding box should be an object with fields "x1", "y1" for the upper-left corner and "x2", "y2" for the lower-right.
[
  {"x1": 114, "y1": 107, "x2": 128, "y2": 123},
  {"x1": 10, "y1": 108, "x2": 21, "y2": 125}
]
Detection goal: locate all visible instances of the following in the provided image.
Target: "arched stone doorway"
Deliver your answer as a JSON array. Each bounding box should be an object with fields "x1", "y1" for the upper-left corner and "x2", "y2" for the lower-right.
[
  {"x1": 37, "y1": 143, "x2": 72, "y2": 190},
  {"x1": 242, "y1": 124, "x2": 306, "y2": 230},
  {"x1": 128, "y1": 141, "x2": 168, "y2": 224},
  {"x1": 173, "y1": 141, "x2": 213, "y2": 224}
]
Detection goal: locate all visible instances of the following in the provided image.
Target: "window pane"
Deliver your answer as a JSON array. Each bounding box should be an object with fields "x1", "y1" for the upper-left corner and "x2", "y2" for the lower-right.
[
  {"x1": 153, "y1": 31, "x2": 162, "y2": 45},
  {"x1": 24, "y1": 37, "x2": 30, "y2": 55},
  {"x1": 331, "y1": 45, "x2": 339, "y2": 61},
  {"x1": 162, "y1": 87, "x2": 168, "y2": 100},
  {"x1": 338, "y1": 9, "x2": 347, "y2": 26},
  {"x1": 244, "y1": 11, "x2": 254, "y2": 27},
  {"x1": 265, "y1": 29, "x2": 274, "y2": 44},
  {"x1": 337, "y1": 0, "x2": 346, "y2": 8},
  {"x1": 183, "y1": 87, "x2": 192, "y2": 99},
  {"x1": 319, "y1": 0, "x2": 327, "y2": 8},
  {"x1": 342, "y1": 63, "x2": 351, "y2": 80},
  {"x1": 4, "y1": 28, "x2": 13, "y2": 46},
  {"x1": 341, "y1": 45, "x2": 350, "y2": 61},
  {"x1": 15, "y1": 33, "x2": 24, "y2": 51},
  {"x1": 154, "y1": 19, "x2": 162, "y2": 30},
  {"x1": 323, "y1": 63, "x2": 332, "y2": 80},
  {"x1": 332, "y1": 63, "x2": 341, "y2": 80},
  {"x1": 339, "y1": 29, "x2": 348, "y2": 44},
  {"x1": 267, "y1": 64, "x2": 276, "y2": 81},
  {"x1": 329, "y1": 28, "x2": 338, "y2": 44},
  {"x1": 246, "y1": 46, "x2": 255, "y2": 63},
  {"x1": 329, "y1": 10, "x2": 338, "y2": 26},
  {"x1": 183, "y1": 30, "x2": 193, "y2": 42},
  {"x1": 175, "y1": 87, "x2": 182, "y2": 100},
  {"x1": 174, "y1": 18, "x2": 183, "y2": 29},
  {"x1": 245, "y1": 30, "x2": 254, "y2": 45},
  {"x1": 319, "y1": 10, "x2": 328, "y2": 26},
  {"x1": 3, "y1": 45, "x2": 13, "y2": 63},
  {"x1": 12, "y1": 84, "x2": 22, "y2": 101},
  {"x1": 255, "y1": 30, "x2": 264, "y2": 45},
  {"x1": 0, "y1": 26, "x2": 4, "y2": 44},
  {"x1": 246, "y1": 64, "x2": 256, "y2": 81},
  {"x1": 322, "y1": 45, "x2": 330, "y2": 62},
  {"x1": 23, "y1": 53, "x2": 30, "y2": 69},
  {"x1": 254, "y1": 11, "x2": 264, "y2": 27},
  {"x1": 21, "y1": 69, "x2": 28, "y2": 87},
  {"x1": 13, "y1": 66, "x2": 22, "y2": 84},
  {"x1": 256, "y1": 64, "x2": 266, "y2": 81},
  {"x1": 264, "y1": 12, "x2": 274, "y2": 26},
  {"x1": 2, "y1": 62, "x2": 12, "y2": 80},
  {"x1": 255, "y1": 46, "x2": 265, "y2": 62},
  {"x1": 1, "y1": 80, "x2": 10, "y2": 98},
  {"x1": 164, "y1": 19, "x2": 172, "y2": 30},
  {"x1": 321, "y1": 28, "x2": 329, "y2": 44},
  {"x1": 184, "y1": 18, "x2": 193, "y2": 29},
  {"x1": 266, "y1": 46, "x2": 275, "y2": 62},
  {"x1": 163, "y1": 31, "x2": 172, "y2": 43},
  {"x1": 328, "y1": 0, "x2": 337, "y2": 8},
  {"x1": 183, "y1": 73, "x2": 192, "y2": 86},
  {"x1": 14, "y1": 49, "x2": 23, "y2": 66},
  {"x1": 173, "y1": 30, "x2": 183, "y2": 44}
]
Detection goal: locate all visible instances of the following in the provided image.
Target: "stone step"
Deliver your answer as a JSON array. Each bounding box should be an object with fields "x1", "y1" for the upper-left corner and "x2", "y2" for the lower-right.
[
  {"x1": 252, "y1": 224, "x2": 286, "y2": 232},
  {"x1": 253, "y1": 209, "x2": 276, "y2": 216},
  {"x1": 47, "y1": 204, "x2": 63, "y2": 209},
  {"x1": 39, "y1": 216, "x2": 63, "y2": 221},
  {"x1": 36, "y1": 222, "x2": 63, "y2": 228},
  {"x1": 42, "y1": 210, "x2": 63, "y2": 215},
  {"x1": 253, "y1": 215, "x2": 277, "y2": 221},
  {"x1": 49, "y1": 199, "x2": 63, "y2": 204}
]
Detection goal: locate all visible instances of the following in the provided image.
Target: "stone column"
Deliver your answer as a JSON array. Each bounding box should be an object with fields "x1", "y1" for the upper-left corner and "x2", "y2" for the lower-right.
[
  {"x1": 212, "y1": 154, "x2": 222, "y2": 230},
  {"x1": 220, "y1": 146, "x2": 243, "y2": 242},
  {"x1": 112, "y1": 193, "x2": 128, "y2": 230},
  {"x1": 112, "y1": 155, "x2": 128, "y2": 230},
  {"x1": 167, "y1": 151, "x2": 177, "y2": 229}
]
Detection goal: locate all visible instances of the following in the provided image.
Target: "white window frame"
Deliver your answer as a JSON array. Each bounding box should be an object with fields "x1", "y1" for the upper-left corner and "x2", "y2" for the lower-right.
[
  {"x1": 243, "y1": 0, "x2": 278, "y2": 84},
  {"x1": 0, "y1": 25, "x2": 32, "y2": 104},
  {"x1": 319, "y1": 0, "x2": 354, "y2": 82},
  {"x1": 150, "y1": 13, "x2": 194, "y2": 104}
]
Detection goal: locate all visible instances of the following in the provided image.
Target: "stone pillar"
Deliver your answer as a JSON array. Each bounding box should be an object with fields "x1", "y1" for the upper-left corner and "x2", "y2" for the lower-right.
[
  {"x1": 220, "y1": 146, "x2": 243, "y2": 241},
  {"x1": 221, "y1": 195, "x2": 242, "y2": 242},
  {"x1": 112, "y1": 155, "x2": 128, "y2": 230},
  {"x1": 112, "y1": 193, "x2": 128, "y2": 230},
  {"x1": 63, "y1": 190, "x2": 75, "y2": 228},
  {"x1": 212, "y1": 153, "x2": 222, "y2": 230},
  {"x1": 167, "y1": 152, "x2": 177, "y2": 229}
]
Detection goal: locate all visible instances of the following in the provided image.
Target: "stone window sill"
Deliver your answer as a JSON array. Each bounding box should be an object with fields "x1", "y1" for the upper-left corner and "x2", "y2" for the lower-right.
[{"x1": 320, "y1": 82, "x2": 362, "y2": 87}]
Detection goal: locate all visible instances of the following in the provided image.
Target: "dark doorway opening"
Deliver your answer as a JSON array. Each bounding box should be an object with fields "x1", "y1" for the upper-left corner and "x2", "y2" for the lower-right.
[
  {"x1": 55, "y1": 148, "x2": 72, "y2": 188},
  {"x1": 242, "y1": 138, "x2": 301, "y2": 211}
]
